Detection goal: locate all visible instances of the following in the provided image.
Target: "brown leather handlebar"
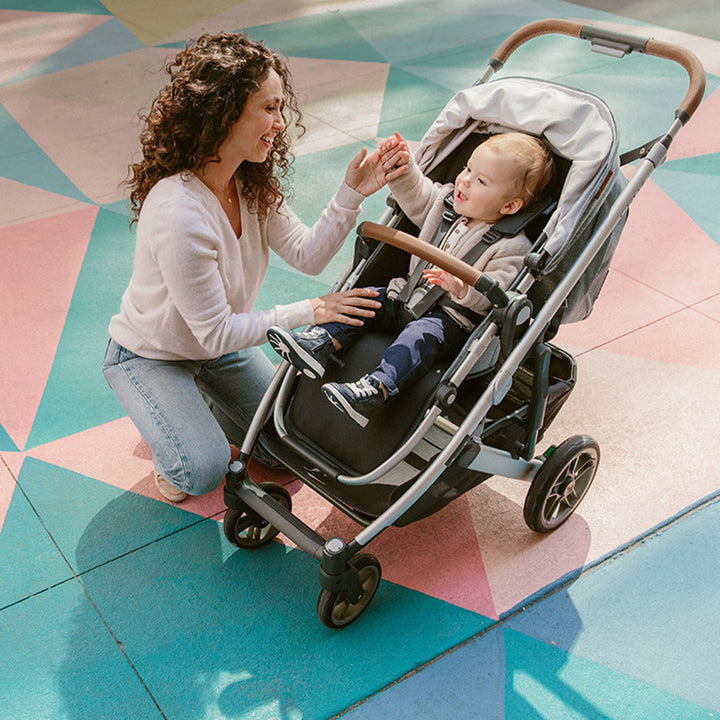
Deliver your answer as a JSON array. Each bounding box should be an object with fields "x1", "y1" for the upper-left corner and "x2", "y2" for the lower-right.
[
  {"x1": 358, "y1": 221, "x2": 481, "y2": 287},
  {"x1": 491, "y1": 18, "x2": 582, "y2": 64},
  {"x1": 490, "y1": 18, "x2": 705, "y2": 120},
  {"x1": 644, "y1": 38, "x2": 705, "y2": 118}
]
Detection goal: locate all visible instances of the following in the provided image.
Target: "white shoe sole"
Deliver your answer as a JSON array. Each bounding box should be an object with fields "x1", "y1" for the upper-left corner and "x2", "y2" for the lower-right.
[
  {"x1": 322, "y1": 385, "x2": 369, "y2": 427},
  {"x1": 267, "y1": 327, "x2": 325, "y2": 379}
]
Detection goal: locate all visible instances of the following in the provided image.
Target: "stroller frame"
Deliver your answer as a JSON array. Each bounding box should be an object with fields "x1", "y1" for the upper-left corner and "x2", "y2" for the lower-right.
[{"x1": 222, "y1": 19, "x2": 705, "y2": 628}]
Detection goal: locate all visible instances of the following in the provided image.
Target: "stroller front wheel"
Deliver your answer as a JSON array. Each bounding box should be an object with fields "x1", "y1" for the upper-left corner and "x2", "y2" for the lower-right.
[
  {"x1": 524, "y1": 435, "x2": 600, "y2": 533},
  {"x1": 317, "y1": 553, "x2": 382, "y2": 629},
  {"x1": 223, "y1": 482, "x2": 292, "y2": 548}
]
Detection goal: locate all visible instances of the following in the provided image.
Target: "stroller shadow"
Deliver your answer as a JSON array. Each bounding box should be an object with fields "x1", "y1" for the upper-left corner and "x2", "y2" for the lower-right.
[
  {"x1": 306, "y1": 479, "x2": 594, "y2": 619},
  {"x1": 56, "y1": 489, "x2": 493, "y2": 719}
]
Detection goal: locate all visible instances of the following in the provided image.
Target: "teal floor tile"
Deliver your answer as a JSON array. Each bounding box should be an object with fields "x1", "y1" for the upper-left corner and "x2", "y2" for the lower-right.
[
  {"x1": 504, "y1": 628, "x2": 719, "y2": 720},
  {"x1": 507, "y1": 498, "x2": 720, "y2": 712},
  {"x1": 27, "y1": 208, "x2": 135, "y2": 449},
  {"x1": 0, "y1": 480, "x2": 73, "y2": 608},
  {"x1": 0, "y1": 104, "x2": 87, "y2": 202},
  {"x1": 652, "y1": 155, "x2": 720, "y2": 247},
  {"x1": 16, "y1": 458, "x2": 208, "y2": 575},
  {"x1": 0, "y1": 580, "x2": 161, "y2": 720},
  {"x1": 77, "y1": 517, "x2": 492, "y2": 720}
]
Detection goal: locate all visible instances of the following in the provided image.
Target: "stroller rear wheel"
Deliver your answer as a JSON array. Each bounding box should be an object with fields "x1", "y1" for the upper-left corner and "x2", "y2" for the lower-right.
[
  {"x1": 317, "y1": 553, "x2": 382, "y2": 629},
  {"x1": 524, "y1": 435, "x2": 599, "y2": 533},
  {"x1": 223, "y1": 482, "x2": 292, "y2": 548}
]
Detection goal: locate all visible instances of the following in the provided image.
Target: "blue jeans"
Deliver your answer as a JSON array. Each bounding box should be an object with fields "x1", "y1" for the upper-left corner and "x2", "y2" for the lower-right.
[
  {"x1": 102, "y1": 339, "x2": 275, "y2": 495},
  {"x1": 323, "y1": 287, "x2": 469, "y2": 396}
]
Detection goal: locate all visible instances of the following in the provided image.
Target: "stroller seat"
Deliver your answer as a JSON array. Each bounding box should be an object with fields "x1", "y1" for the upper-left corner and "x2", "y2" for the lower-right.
[{"x1": 284, "y1": 332, "x2": 446, "y2": 476}]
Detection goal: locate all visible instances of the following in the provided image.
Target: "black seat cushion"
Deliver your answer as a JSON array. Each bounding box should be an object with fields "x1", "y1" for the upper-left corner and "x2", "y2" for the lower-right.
[{"x1": 286, "y1": 333, "x2": 444, "y2": 475}]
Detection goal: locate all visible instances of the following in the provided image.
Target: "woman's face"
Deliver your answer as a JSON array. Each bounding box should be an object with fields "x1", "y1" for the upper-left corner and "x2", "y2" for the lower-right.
[{"x1": 220, "y1": 67, "x2": 286, "y2": 166}]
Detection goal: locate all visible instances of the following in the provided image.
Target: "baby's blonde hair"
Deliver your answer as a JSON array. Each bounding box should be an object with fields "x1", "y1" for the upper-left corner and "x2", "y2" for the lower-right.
[{"x1": 483, "y1": 132, "x2": 554, "y2": 206}]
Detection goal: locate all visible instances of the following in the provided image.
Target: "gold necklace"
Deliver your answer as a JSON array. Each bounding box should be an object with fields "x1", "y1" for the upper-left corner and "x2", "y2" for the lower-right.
[{"x1": 201, "y1": 175, "x2": 235, "y2": 204}]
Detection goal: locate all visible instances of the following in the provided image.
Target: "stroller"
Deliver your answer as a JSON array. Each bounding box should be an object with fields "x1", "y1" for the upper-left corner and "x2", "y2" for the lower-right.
[{"x1": 222, "y1": 19, "x2": 705, "y2": 628}]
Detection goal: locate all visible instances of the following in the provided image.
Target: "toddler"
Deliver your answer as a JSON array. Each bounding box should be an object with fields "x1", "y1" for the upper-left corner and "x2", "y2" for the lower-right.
[{"x1": 267, "y1": 132, "x2": 554, "y2": 427}]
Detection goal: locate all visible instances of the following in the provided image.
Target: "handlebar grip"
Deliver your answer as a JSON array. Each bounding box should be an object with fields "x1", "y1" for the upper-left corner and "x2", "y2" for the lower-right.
[
  {"x1": 358, "y1": 222, "x2": 481, "y2": 287},
  {"x1": 490, "y1": 19, "x2": 582, "y2": 67},
  {"x1": 644, "y1": 38, "x2": 705, "y2": 120},
  {"x1": 489, "y1": 19, "x2": 705, "y2": 122}
]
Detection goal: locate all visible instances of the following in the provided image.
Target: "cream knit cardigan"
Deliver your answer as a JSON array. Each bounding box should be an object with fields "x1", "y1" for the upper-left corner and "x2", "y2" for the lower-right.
[{"x1": 110, "y1": 172, "x2": 364, "y2": 361}]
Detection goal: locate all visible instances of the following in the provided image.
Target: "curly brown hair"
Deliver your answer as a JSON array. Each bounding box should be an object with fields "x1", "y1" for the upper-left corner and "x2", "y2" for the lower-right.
[{"x1": 125, "y1": 32, "x2": 303, "y2": 224}]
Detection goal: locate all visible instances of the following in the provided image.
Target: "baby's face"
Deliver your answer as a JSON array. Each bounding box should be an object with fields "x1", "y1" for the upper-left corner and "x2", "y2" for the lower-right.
[{"x1": 453, "y1": 143, "x2": 521, "y2": 225}]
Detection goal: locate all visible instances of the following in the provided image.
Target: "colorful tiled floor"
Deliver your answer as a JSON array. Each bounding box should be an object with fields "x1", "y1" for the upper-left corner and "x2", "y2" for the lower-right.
[{"x1": 1, "y1": 1, "x2": 719, "y2": 718}]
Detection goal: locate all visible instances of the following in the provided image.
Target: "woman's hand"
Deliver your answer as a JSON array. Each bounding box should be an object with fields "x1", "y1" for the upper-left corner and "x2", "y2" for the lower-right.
[
  {"x1": 310, "y1": 287, "x2": 382, "y2": 326},
  {"x1": 422, "y1": 268, "x2": 468, "y2": 299},
  {"x1": 378, "y1": 132, "x2": 411, "y2": 175},
  {"x1": 344, "y1": 143, "x2": 408, "y2": 197}
]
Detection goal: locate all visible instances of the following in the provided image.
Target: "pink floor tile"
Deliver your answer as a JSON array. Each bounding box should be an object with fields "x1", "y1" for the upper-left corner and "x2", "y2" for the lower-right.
[
  {"x1": 27, "y1": 417, "x2": 227, "y2": 518},
  {"x1": 611, "y1": 179, "x2": 720, "y2": 305},
  {"x1": 693, "y1": 292, "x2": 720, "y2": 323},
  {"x1": 600, "y1": 306, "x2": 720, "y2": 370},
  {"x1": 554, "y1": 268, "x2": 684, "y2": 350},
  {"x1": 668, "y1": 85, "x2": 720, "y2": 161},
  {"x1": 1, "y1": 93, "x2": 146, "y2": 204},
  {"x1": 275, "y1": 485, "x2": 498, "y2": 617},
  {"x1": 472, "y1": 342, "x2": 720, "y2": 613},
  {"x1": 0, "y1": 11, "x2": 109, "y2": 85},
  {"x1": 0, "y1": 208, "x2": 97, "y2": 450},
  {"x1": 0, "y1": 179, "x2": 92, "y2": 229}
]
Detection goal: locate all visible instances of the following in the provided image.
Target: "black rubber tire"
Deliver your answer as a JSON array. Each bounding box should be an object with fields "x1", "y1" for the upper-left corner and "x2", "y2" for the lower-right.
[
  {"x1": 223, "y1": 482, "x2": 291, "y2": 548},
  {"x1": 317, "y1": 553, "x2": 382, "y2": 629},
  {"x1": 524, "y1": 435, "x2": 600, "y2": 533}
]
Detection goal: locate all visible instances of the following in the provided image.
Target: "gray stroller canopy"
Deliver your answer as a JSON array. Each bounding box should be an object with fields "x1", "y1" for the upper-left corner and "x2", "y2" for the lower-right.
[{"x1": 414, "y1": 76, "x2": 620, "y2": 260}]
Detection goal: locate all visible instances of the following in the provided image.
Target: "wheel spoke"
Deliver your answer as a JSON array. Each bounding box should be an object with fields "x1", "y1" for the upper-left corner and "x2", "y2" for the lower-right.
[
  {"x1": 544, "y1": 490, "x2": 568, "y2": 521},
  {"x1": 333, "y1": 599, "x2": 352, "y2": 624}
]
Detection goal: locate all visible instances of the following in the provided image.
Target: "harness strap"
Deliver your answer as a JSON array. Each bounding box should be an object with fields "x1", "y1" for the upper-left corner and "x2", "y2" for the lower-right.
[
  {"x1": 399, "y1": 194, "x2": 556, "y2": 324},
  {"x1": 619, "y1": 135, "x2": 665, "y2": 166},
  {"x1": 396, "y1": 192, "x2": 458, "y2": 306}
]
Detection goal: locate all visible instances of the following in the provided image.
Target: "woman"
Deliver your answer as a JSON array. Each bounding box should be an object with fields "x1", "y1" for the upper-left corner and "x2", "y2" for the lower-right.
[{"x1": 102, "y1": 32, "x2": 399, "y2": 502}]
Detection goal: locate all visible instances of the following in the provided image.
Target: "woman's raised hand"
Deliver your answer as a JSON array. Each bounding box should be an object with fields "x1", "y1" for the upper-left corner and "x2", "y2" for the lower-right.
[
  {"x1": 344, "y1": 137, "x2": 409, "y2": 197},
  {"x1": 378, "y1": 132, "x2": 411, "y2": 176},
  {"x1": 310, "y1": 287, "x2": 381, "y2": 326}
]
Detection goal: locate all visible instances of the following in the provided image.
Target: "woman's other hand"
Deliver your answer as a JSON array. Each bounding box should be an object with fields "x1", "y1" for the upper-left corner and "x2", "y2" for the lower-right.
[{"x1": 310, "y1": 287, "x2": 381, "y2": 325}]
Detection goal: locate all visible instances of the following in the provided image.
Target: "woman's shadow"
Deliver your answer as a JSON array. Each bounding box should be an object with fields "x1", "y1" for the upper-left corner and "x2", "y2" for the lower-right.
[{"x1": 56, "y1": 490, "x2": 317, "y2": 720}]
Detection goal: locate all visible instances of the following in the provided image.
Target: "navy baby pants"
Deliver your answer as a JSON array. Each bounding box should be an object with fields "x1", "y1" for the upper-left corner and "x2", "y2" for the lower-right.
[{"x1": 322, "y1": 287, "x2": 469, "y2": 396}]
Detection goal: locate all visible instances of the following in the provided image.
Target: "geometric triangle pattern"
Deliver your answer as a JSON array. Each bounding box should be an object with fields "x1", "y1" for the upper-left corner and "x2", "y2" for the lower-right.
[
  {"x1": 651, "y1": 153, "x2": 720, "y2": 246},
  {"x1": 1, "y1": 0, "x2": 720, "y2": 717},
  {"x1": 504, "y1": 628, "x2": 718, "y2": 720},
  {"x1": 0, "y1": 103, "x2": 89, "y2": 202},
  {"x1": 26, "y1": 208, "x2": 135, "y2": 448}
]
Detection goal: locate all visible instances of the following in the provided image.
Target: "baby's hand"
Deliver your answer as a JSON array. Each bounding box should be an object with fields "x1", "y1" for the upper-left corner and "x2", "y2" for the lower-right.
[
  {"x1": 422, "y1": 268, "x2": 468, "y2": 299},
  {"x1": 378, "y1": 131, "x2": 410, "y2": 180}
]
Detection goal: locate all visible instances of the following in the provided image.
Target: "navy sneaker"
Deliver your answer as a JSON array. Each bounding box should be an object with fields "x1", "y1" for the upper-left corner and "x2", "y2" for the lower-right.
[
  {"x1": 321, "y1": 374, "x2": 385, "y2": 427},
  {"x1": 266, "y1": 325, "x2": 335, "y2": 379}
]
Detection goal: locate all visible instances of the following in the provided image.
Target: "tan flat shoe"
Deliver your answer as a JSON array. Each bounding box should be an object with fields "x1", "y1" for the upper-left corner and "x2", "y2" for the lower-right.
[{"x1": 153, "y1": 468, "x2": 188, "y2": 503}]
